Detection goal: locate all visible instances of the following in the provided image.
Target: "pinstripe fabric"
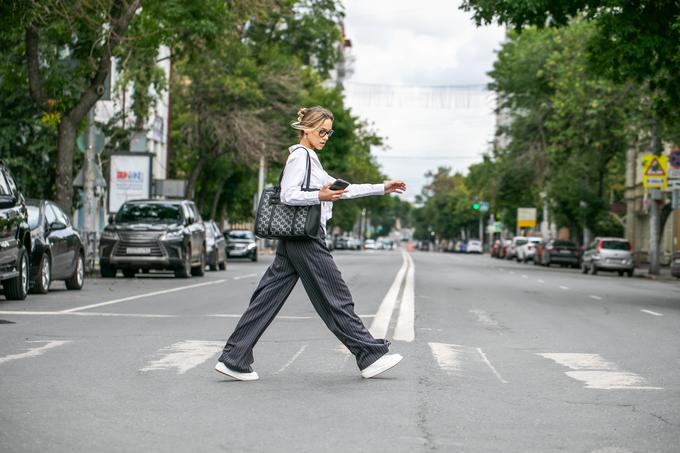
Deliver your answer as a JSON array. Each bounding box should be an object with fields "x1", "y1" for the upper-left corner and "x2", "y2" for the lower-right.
[{"x1": 219, "y1": 235, "x2": 390, "y2": 373}]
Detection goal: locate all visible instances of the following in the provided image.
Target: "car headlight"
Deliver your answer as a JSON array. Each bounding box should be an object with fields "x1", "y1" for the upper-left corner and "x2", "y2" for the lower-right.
[
  {"x1": 246, "y1": 243, "x2": 257, "y2": 250},
  {"x1": 101, "y1": 230, "x2": 119, "y2": 240},
  {"x1": 160, "y1": 230, "x2": 184, "y2": 241}
]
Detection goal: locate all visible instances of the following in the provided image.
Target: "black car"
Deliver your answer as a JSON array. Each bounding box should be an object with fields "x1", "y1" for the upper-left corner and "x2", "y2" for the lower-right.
[
  {"x1": 0, "y1": 162, "x2": 31, "y2": 300},
  {"x1": 535, "y1": 239, "x2": 580, "y2": 268},
  {"x1": 225, "y1": 230, "x2": 257, "y2": 261},
  {"x1": 100, "y1": 199, "x2": 207, "y2": 278},
  {"x1": 26, "y1": 200, "x2": 85, "y2": 293},
  {"x1": 204, "y1": 220, "x2": 226, "y2": 271}
]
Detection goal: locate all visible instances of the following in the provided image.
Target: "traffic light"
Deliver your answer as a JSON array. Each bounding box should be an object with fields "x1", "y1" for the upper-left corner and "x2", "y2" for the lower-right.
[{"x1": 472, "y1": 202, "x2": 480, "y2": 210}]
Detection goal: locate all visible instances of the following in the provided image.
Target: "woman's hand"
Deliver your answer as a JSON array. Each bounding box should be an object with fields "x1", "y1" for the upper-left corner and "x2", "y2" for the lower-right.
[
  {"x1": 384, "y1": 180, "x2": 406, "y2": 194},
  {"x1": 319, "y1": 183, "x2": 348, "y2": 202}
]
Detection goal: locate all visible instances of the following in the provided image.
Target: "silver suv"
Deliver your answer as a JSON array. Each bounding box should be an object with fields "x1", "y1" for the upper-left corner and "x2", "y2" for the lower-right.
[{"x1": 581, "y1": 237, "x2": 634, "y2": 277}]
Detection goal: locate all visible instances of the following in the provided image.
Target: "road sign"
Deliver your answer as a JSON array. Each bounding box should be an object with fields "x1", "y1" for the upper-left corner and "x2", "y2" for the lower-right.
[
  {"x1": 517, "y1": 207, "x2": 537, "y2": 228},
  {"x1": 642, "y1": 155, "x2": 668, "y2": 189},
  {"x1": 668, "y1": 148, "x2": 680, "y2": 179},
  {"x1": 479, "y1": 201, "x2": 489, "y2": 212}
]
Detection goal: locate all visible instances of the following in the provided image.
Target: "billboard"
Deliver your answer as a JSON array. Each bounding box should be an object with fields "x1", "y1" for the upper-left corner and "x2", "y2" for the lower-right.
[
  {"x1": 517, "y1": 207, "x2": 537, "y2": 228},
  {"x1": 109, "y1": 153, "x2": 152, "y2": 213}
]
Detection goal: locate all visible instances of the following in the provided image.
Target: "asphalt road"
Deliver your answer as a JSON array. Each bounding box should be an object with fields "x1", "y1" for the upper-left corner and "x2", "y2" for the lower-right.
[{"x1": 1, "y1": 249, "x2": 678, "y2": 452}]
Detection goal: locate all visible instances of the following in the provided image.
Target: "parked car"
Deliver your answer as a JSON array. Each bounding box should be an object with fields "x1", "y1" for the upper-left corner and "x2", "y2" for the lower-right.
[
  {"x1": 506, "y1": 236, "x2": 528, "y2": 260},
  {"x1": 324, "y1": 236, "x2": 334, "y2": 251},
  {"x1": 498, "y1": 239, "x2": 512, "y2": 259},
  {"x1": 671, "y1": 251, "x2": 680, "y2": 278},
  {"x1": 467, "y1": 239, "x2": 483, "y2": 254},
  {"x1": 0, "y1": 162, "x2": 31, "y2": 300},
  {"x1": 100, "y1": 199, "x2": 207, "y2": 278},
  {"x1": 226, "y1": 230, "x2": 257, "y2": 262},
  {"x1": 364, "y1": 239, "x2": 377, "y2": 250},
  {"x1": 535, "y1": 239, "x2": 580, "y2": 268},
  {"x1": 348, "y1": 237, "x2": 362, "y2": 250},
  {"x1": 203, "y1": 220, "x2": 226, "y2": 271},
  {"x1": 333, "y1": 236, "x2": 349, "y2": 250},
  {"x1": 517, "y1": 237, "x2": 542, "y2": 262},
  {"x1": 490, "y1": 239, "x2": 502, "y2": 257},
  {"x1": 26, "y1": 199, "x2": 85, "y2": 293},
  {"x1": 581, "y1": 237, "x2": 634, "y2": 277}
]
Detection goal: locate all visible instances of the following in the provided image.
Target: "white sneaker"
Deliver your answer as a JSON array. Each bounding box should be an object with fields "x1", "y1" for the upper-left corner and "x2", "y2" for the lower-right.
[
  {"x1": 361, "y1": 354, "x2": 403, "y2": 379},
  {"x1": 214, "y1": 361, "x2": 259, "y2": 381}
]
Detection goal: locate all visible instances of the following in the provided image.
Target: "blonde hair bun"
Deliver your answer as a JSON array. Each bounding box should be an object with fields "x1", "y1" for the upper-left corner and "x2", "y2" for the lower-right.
[{"x1": 291, "y1": 106, "x2": 334, "y2": 132}]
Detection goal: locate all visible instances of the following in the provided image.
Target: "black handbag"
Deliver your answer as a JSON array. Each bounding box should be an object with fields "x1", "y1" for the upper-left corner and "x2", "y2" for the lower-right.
[{"x1": 254, "y1": 147, "x2": 321, "y2": 239}]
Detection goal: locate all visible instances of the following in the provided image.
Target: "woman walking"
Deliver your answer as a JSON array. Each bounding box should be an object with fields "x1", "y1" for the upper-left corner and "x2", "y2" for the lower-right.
[{"x1": 215, "y1": 106, "x2": 406, "y2": 381}]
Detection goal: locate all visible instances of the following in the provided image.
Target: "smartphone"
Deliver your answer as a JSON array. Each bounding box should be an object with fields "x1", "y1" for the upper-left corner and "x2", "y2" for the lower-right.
[{"x1": 329, "y1": 179, "x2": 350, "y2": 190}]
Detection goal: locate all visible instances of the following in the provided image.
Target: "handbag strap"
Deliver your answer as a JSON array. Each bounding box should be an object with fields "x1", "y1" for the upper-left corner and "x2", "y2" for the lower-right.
[{"x1": 277, "y1": 146, "x2": 313, "y2": 190}]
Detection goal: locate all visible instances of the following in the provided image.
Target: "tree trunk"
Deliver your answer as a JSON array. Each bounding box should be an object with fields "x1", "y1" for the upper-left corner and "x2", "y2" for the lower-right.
[
  {"x1": 55, "y1": 118, "x2": 77, "y2": 212},
  {"x1": 186, "y1": 154, "x2": 210, "y2": 199},
  {"x1": 210, "y1": 182, "x2": 225, "y2": 221}
]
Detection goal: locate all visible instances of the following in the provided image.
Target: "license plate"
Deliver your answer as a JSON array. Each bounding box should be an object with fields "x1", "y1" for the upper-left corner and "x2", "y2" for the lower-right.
[{"x1": 127, "y1": 247, "x2": 151, "y2": 255}]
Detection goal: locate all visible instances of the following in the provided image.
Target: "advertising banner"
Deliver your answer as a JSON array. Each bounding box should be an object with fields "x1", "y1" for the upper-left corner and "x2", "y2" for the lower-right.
[
  {"x1": 109, "y1": 153, "x2": 152, "y2": 213},
  {"x1": 517, "y1": 207, "x2": 537, "y2": 228}
]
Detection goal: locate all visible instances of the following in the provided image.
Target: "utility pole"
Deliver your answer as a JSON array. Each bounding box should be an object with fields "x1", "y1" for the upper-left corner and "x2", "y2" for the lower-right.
[
  {"x1": 82, "y1": 108, "x2": 96, "y2": 272},
  {"x1": 649, "y1": 124, "x2": 663, "y2": 275}
]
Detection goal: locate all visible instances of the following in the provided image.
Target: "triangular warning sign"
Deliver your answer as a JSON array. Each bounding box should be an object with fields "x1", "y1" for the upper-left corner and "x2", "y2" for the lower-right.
[{"x1": 645, "y1": 157, "x2": 665, "y2": 176}]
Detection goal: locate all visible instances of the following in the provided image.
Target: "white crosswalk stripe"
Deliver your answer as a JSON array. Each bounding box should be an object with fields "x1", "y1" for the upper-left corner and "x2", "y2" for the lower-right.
[
  {"x1": 140, "y1": 340, "x2": 223, "y2": 374},
  {"x1": 537, "y1": 353, "x2": 662, "y2": 390}
]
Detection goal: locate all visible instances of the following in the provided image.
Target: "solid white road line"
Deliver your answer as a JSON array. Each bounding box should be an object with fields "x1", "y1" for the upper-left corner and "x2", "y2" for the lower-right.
[
  {"x1": 61, "y1": 279, "x2": 228, "y2": 313},
  {"x1": 589, "y1": 295, "x2": 603, "y2": 300},
  {"x1": 476, "y1": 348, "x2": 509, "y2": 384},
  {"x1": 369, "y1": 250, "x2": 408, "y2": 339},
  {"x1": 274, "y1": 344, "x2": 308, "y2": 374},
  {"x1": 640, "y1": 309, "x2": 663, "y2": 317},
  {"x1": 140, "y1": 340, "x2": 223, "y2": 374},
  {"x1": 393, "y1": 252, "x2": 415, "y2": 342},
  {"x1": 208, "y1": 314, "x2": 314, "y2": 319},
  {"x1": 537, "y1": 353, "x2": 662, "y2": 390},
  {"x1": 233, "y1": 273, "x2": 257, "y2": 280},
  {"x1": 0, "y1": 340, "x2": 71, "y2": 366}
]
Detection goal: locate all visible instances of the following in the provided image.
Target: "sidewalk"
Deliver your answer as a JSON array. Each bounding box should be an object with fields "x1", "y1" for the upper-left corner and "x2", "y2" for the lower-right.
[{"x1": 636, "y1": 265, "x2": 677, "y2": 281}]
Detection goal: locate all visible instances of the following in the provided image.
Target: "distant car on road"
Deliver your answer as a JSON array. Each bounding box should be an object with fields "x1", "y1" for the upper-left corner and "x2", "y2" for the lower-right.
[
  {"x1": 226, "y1": 230, "x2": 257, "y2": 262},
  {"x1": 506, "y1": 236, "x2": 527, "y2": 260},
  {"x1": 581, "y1": 237, "x2": 634, "y2": 277},
  {"x1": 0, "y1": 162, "x2": 31, "y2": 300},
  {"x1": 364, "y1": 239, "x2": 377, "y2": 250},
  {"x1": 671, "y1": 251, "x2": 680, "y2": 279},
  {"x1": 100, "y1": 199, "x2": 207, "y2": 278},
  {"x1": 535, "y1": 239, "x2": 580, "y2": 268},
  {"x1": 203, "y1": 220, "x2": 226, "y2": 271},
  {"x1": 467, "y1": 240, "x2": 482, "y2": 254},
  {"x1": 517, "y1": 237, "x2": 542, "y2": 262},
  {"x1": 26, "y1": 199, "x2": 85, "y2": 293}
]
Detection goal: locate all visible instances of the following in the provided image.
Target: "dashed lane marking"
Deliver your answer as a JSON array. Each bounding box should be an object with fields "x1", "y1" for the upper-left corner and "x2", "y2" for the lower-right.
[
  {"x1": 60, "y1": 279, "x2": 228, "y2": 313},
  {"x1": 589, "y1": 295, "x2": 603, "y2": 300},
  {"x1": 233, "y1": 273, "x2": 257, "y2": 280},
  {"x1": 0, "y1": 340, "x2": 72, "y2": 366},
  {"x1": 537, "y1": 279, "x2": 544, "y2": 283},
  {"x1": 640, "y1": 309, "x2": 663, "y2": 317},
  {"x1": 559, "y1": 285, "x2": 569, "y2": 290}
]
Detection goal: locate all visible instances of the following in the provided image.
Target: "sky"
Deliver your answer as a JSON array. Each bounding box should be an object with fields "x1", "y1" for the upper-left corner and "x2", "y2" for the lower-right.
[{"x1": 341, "y1": 0, "x2": 505, "y2": 202}]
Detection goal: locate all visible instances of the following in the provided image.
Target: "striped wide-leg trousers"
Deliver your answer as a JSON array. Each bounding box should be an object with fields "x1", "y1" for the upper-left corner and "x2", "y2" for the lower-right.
[{"x1": 219, "y1": 235, "x2": 390, "y2": 373}]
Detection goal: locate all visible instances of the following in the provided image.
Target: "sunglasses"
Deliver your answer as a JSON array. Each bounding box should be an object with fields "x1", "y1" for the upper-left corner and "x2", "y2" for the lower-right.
[{"x1": 317, "y1": 128, "x2": 334, "y2": 139}]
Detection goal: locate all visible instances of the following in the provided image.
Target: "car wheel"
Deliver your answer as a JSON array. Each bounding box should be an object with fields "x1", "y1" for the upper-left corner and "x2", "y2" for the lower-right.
[
  {"x1": 218, "y1": 260, "x2": 226, "y2": 271},
  {"x1": 100, "y1": 264, "x2": 116, "y2": 278},
  {"x1": 591, "y1": 264, "x2": 598, "y2": 275},
  {"x1": 209, "y1": 252, "x2": 217, "y2": 271},
  {"x1": 31, "y1": 253, "x2": 51, "y2": 294},
  {"x1": 191, "y1": 248, "x2": 206, "y2": 276},
  {"x1": 4, "y1": 248, "x2": 29, "y2": 300},
  {"x1": 122, "y1": 268, "x2": 136, "y2": 278},
  {"x1": 626, "y1": 269, "x2": 634, "y2": 277},
  {"x1": 250, "y1": 250, "x2": 258, "y2": 262},
  {"x1": 175, "y1": 246, "x2": 192, "y2": 278},
  {"x1": 618, "y1": 270, "x2": 624, "y2": 277},
  {"x1": 65, "y1": 253, "x2": 85, "y2": 290}
]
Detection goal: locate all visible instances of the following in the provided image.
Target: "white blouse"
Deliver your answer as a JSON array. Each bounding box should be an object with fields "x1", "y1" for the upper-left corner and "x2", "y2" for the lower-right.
[{"x1": 280, "y1": 145, "x2": 384, "y2": 232}]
